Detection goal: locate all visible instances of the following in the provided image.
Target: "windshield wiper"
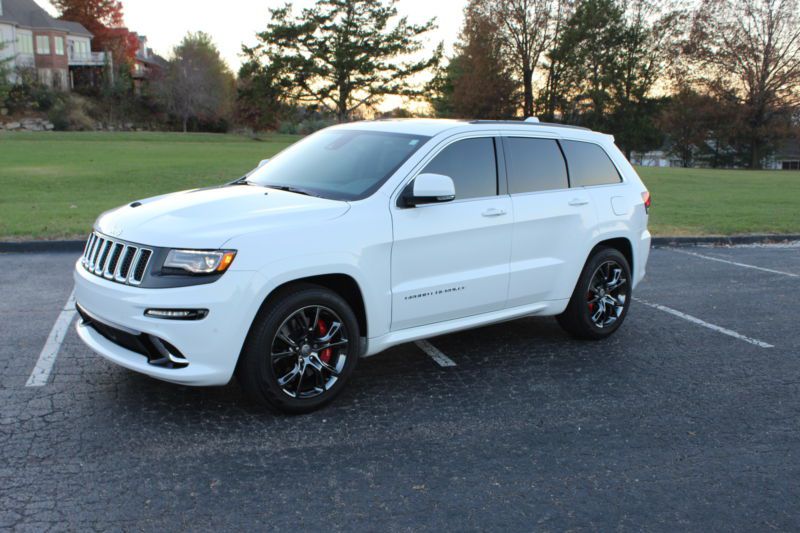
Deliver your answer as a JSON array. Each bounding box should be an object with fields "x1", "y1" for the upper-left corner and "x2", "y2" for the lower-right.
[
  {"x1": 264, "y1": 185, "x2": 320, "y2": 197},
  {"x1": 228, "y1": 175, "x2": 251, "y2": 186}
]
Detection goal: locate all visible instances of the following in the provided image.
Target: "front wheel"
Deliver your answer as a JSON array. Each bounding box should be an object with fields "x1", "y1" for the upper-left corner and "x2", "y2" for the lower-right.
[
  {"x1": 556, "y1": 247, "x2": 632, "y2": 340},
  {"x1": 237, "y1": 284, "x2": 360, "y2": 414}
]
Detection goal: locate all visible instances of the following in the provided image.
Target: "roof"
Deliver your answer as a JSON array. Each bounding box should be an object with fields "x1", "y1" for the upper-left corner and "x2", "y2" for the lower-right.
[
  {"x1": 334, "y1": 118, "x2": 609, "y2": 142},
  {"x1": 0, "y1": 0, "x2": 92, "y2": 36},
  {"x1": 774, "y1": 138, "x2": 800, "y2": 160}
]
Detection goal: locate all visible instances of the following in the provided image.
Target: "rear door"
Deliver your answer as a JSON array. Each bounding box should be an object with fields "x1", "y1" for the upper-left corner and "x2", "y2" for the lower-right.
[
  {"x1": 390, "y1": 135, "x2": 513, "y2": 330},
  {"x1": 502, "y1": 136, "x2": 597, "y2": 306}
]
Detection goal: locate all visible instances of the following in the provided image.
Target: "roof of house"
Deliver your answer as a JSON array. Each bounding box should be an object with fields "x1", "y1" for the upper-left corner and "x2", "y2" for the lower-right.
[
  {"x1": 774, "y1": 138, "x2": 800, "y2": 160},
  {"x1": 0, "y1": 0, "x2": 92, "y2": 37}
]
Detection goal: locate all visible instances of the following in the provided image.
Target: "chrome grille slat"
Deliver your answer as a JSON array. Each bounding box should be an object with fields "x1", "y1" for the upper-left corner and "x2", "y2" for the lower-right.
[
  {"x1": 94, "y1": 240, "x2": 111, "y2": 275},
  {"x1": 103, "y1": 243, "x2": 124, "y2": 279},
  {"x1": 115, "y1": 245, "x2": 136, "y2": 282},
  {"x1": 126, "y1": 248, "x2": 144, "y2": 285},
  {"x1": 81, "y1": 232, "x2": 153, "y2": 287},
  {"x1": 89, "y1": 238, "x2": 104, "y2": 269}
]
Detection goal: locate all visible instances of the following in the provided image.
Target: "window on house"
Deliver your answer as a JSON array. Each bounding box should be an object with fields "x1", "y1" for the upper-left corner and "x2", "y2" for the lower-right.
[
  {"x1": 54, "y1": 37, "x2": 64, "y2": 55},
  {"x1": 504, "y1": 137, "x2": 569, "y2": 194},
  {"x1": 421, "y1": 138, "x2": 498, "y2": 200},
  {"x1": 36, "y1": 35, "x2": 50, "y2": 55},
  {"x1": 18, "y1": 34, "x2": 34, "y2": 55},
  {"x1": 560, "y1": 140, "x2": 622, "y2": 187}
]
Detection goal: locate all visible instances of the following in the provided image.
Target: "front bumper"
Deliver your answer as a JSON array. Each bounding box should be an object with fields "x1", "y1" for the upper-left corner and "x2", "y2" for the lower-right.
[{"x1": 74, "y1": 260, "x2": 258, "y2": 386}]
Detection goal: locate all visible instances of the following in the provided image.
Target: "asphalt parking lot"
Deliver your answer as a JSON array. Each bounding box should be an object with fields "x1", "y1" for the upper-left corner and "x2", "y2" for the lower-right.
[{"x1": 1, "y1": 244, "x2": 799, "y2": 531}]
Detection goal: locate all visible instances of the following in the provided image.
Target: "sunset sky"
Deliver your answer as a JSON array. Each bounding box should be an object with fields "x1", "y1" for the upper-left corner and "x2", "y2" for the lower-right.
[{"x1": 41, "y1": 0, "x2": 464, "y2": 71}]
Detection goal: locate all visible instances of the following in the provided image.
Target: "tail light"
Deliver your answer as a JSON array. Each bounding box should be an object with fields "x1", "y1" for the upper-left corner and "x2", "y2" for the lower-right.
[{"x1": 642, "y1": 191, "x2": 651, "y2": 212}]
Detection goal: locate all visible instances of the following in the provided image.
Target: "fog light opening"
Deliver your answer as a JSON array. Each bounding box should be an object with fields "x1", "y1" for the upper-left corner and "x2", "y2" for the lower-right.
[{"x1": 144, "y1": 308, "x2": 208, "y2": 320}]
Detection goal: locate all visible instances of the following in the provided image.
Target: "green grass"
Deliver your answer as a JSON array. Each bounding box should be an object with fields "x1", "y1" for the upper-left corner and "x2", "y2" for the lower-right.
[
  {"x1": 0, "y1": 131, "x2": 798, "y2": 239},
  {"x1": 637, "y1": 166, "x2": 800, "y2": 236},
  {"x1": 0, "y1": 131, "x2": 301, "y2": 240}
]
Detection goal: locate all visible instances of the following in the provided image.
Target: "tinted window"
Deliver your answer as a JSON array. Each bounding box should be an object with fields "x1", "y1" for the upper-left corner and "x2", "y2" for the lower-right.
[
  {"x1": 561, "y1": 140, "x2": 621, "y2": 186},
  {"x1": 248, "y1": 130, "x2": 429, "y2": 200},
  {"x1": 422, "y1": 138, "x2": 497, "y2": 200},
  {"x1": 504, "y1": 138, "x2": 568, "y2": 193}
]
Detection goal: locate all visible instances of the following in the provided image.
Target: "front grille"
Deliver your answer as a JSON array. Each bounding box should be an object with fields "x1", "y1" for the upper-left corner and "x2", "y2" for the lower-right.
[{"x1": 80, "y1": 231, "x2": 153, "y2": 286}]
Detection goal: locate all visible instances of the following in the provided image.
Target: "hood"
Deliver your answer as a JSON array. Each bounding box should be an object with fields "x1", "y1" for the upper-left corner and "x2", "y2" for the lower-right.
[{"x1": 95, "y1": 185, "x2": 350, "y2": 249}]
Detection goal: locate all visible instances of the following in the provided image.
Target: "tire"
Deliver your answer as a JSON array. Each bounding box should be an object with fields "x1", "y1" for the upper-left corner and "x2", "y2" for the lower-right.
[
  {"x1": 556, "y1": 246, "x2": 632, "y2": 340},
  {"x1": 236, "y1": 283, "x2": 360, "y2": 414}
]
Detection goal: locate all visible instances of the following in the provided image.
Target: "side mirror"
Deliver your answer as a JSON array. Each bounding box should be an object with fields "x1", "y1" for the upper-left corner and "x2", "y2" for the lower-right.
[
  {"x1": 402, "y1": 173, "x2": 456, "y2": 207},
  {"x1": 257, "y1": 158, "x2": 270, "y2": 168}
]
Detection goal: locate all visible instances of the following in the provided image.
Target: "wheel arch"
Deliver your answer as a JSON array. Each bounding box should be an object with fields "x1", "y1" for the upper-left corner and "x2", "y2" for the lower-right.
[
  {"x1": 594, "y1": 237, "x2": 634, "y2": 274},
  {"x1": 251, "y1": 273, "x2": 368, "y2": 342}
]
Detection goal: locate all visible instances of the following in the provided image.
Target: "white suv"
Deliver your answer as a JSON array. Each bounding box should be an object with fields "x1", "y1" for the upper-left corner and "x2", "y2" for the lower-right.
[{"x1": 74, "y1": 119, "x2": 651, "y2": 413}]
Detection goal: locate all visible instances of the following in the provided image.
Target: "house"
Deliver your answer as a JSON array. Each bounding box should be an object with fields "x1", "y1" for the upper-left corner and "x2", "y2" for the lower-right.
[
  {"x1": 131, "y1": 34, "x2": 167, "y2": 93},
  {"x1": 0, "y1": 0, "x2": 109, "y2": 90},
  {"x1": 766, "y1": 139, "x2": 800, "y2": 170},
  {"x1": 629, "y1": 149, "x2": 682, "y2": 168}
]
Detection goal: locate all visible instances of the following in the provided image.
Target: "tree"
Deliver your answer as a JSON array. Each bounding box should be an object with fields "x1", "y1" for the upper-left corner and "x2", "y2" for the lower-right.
[
  {"x1": 160, "y1": 32, "x2": 234, "y2": 132},
  {"x1": 52, "y1": 0, "x2": 137, "y2": 65},
  {"x1": 538, "y1": 0, "x2": 574, "y2": 121},
  {"x1": 243, "y1": 0, "x2": 440, "y2": 122},
  {"x1": 491, "y1": 0, "x2": 554, "y2": 117},
  {"x1": 427, "y1": 0, "x2": 518, "y2": 119},
  {"x1": 687, "y1": 0, "x2": 800, "y2": 168},
  {"x1": 537, "y1": 0, "x2": 681, "y2": 155},
  {"x1": 236, "y1": 60, "x2": 285, "y2": 132}
]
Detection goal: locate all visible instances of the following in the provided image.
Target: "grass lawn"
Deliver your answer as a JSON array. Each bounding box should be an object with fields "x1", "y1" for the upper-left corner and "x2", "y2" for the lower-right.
[
  {"x1": 637, "y1": 166, "x2": 800, "y2": 236},
  {"x1": 0, "y1": 131, "x2": 300, "y2": 240},
  {"x1": 0, "y1": 131, "x2": 798, "y2": 239}
]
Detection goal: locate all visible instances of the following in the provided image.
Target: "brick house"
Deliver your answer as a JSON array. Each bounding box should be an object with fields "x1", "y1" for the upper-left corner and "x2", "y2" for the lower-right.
[{"x1": 0, "y1": 0, "x2": 110, "y2": 90}]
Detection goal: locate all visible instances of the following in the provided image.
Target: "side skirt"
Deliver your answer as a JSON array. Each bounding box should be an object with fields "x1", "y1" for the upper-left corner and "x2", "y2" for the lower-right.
[{"x1": 364, "y1": 299, "x2": 569, "y2": 357}]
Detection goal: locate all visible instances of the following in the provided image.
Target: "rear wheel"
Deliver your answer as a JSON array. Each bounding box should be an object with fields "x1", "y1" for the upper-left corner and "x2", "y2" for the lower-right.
[
  {"x1": 237, "y1": 284, "x2": 360, "y2": 414},
  {"x1": 556, "y1": 247, "x2": 632, "y2": 340}
]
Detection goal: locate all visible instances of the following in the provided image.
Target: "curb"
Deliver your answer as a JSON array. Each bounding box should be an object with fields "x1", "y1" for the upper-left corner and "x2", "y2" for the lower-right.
[
  {"x1": 0, "y1": 240, "x2": 86, "y2": 253},
  {"x1": 651, "y1": 234, "x2": 800, "y2": 248},
  {"x1": 2, "y1": 234, "x2": 799, "y2": 253}
]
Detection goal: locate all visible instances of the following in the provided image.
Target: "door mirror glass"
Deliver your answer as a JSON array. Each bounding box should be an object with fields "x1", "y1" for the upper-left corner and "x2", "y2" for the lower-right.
[{"x1": 403, "y1": 173, "x2": 456, "y2": 207}]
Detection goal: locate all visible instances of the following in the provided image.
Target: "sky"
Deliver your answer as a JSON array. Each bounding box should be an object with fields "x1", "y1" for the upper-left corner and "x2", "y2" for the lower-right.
[{"x1": 41, "y1": 0, "x2": 464, "y2": 71}]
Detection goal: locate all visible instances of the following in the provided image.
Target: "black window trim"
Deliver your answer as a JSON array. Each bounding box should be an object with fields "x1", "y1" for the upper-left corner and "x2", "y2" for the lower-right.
[{"x1": 395, "y1": 134, "x2": 502, "y2": 207}]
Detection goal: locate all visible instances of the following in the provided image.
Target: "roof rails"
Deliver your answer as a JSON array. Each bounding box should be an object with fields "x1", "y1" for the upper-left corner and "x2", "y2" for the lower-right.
[{"x1": 468, "y1": 119, "x2": 591, "y2": 131}]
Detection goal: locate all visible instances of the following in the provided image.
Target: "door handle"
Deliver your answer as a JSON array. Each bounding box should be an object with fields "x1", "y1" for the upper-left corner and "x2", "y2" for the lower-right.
[
  {"x1": 482, "y1": 208, "x2": 507, "y2": 217},
  {"x1": 568, "y1": 198, "x2": 589, "y2": 206}
]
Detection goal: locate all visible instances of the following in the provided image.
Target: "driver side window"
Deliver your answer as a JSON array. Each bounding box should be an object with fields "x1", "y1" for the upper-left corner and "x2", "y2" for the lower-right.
[{"x1": 421, "y1": 137, "x2": 498, "y2": 200}]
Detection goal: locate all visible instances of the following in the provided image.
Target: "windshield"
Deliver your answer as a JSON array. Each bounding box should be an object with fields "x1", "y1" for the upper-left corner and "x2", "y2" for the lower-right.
[{"x1": 246, "y1": 129, "x2": 430, "y2": 200}]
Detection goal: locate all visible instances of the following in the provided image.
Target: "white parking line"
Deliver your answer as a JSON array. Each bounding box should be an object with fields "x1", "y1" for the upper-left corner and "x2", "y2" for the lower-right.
[
  {"x1": 26, "y1": 290, "x2": 77, "y2": 387},
  {"x1": 415, "y1": 340, "x2": 457, "y2": 367},
  {"x1": 634, "y1": 297, "x2": 774, "y2": 349},
  {"x1": 672, "y1": 249, "x2": 799, "y2": 278}
]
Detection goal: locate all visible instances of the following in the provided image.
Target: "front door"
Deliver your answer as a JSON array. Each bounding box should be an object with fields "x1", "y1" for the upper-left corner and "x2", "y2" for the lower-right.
[{"x1": 390, "y1": 137, "x2": 513, "y2": 330}]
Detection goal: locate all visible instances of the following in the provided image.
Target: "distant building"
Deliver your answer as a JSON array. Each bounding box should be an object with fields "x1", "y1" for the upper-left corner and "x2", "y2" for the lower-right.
[
  {"x1": 629, "y1": 149, "x2": 682, "y2": 168},
  {"x1": 131, "y1": 34, "x2": 167, "y2": 93},
  {"x1": 0, "y1": 0, "x2": 110, "y2": 90},
  {"x1": 766, "y1": 139, "x2": 800, "y2": 170}
]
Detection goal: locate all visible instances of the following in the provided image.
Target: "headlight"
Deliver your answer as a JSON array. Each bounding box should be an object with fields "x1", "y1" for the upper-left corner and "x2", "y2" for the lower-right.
[{"x1": 163, "y1": 249, "x2": 236, "y2": 274}]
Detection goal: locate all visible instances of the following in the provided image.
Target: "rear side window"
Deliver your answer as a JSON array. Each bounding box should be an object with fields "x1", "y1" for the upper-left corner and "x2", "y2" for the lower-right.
[
  {"x1": 561, "y1": 140, "x2": 621, "y2": 186},
  {"x1": 504, "y1": 137, "x2": 568, "y2": 194},
  {"x1": 422, "y1": 138, "x2": 497, "y2": 200}
]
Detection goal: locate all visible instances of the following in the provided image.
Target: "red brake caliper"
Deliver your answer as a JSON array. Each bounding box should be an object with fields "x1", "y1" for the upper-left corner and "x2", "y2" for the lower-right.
[
  {"x1": 317, "y1": 320, "x2": 333, "y2": 364},
  {"x1": 587, "y1": 291, "x2": 596, "y2": 313}
]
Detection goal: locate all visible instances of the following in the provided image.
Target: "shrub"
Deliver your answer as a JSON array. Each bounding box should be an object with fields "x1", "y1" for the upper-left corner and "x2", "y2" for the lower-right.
[{"x1": 48, "y1": 94, "x2": 97, "y2": 131}]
